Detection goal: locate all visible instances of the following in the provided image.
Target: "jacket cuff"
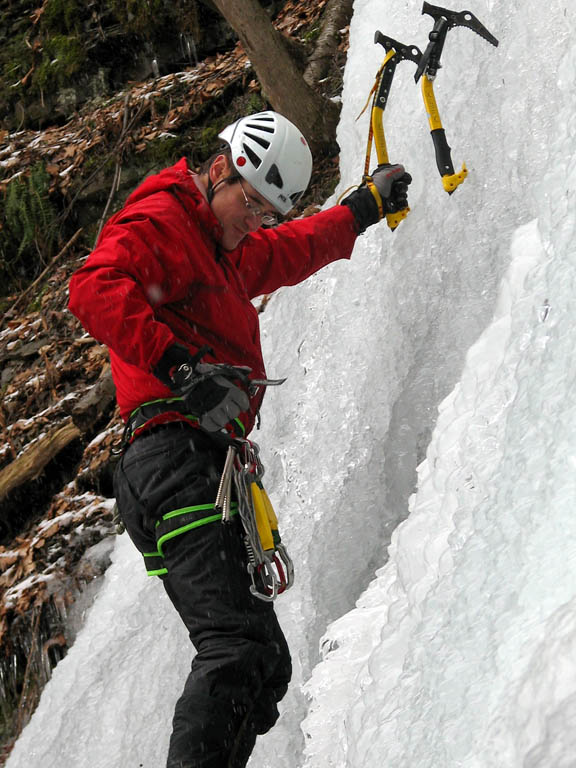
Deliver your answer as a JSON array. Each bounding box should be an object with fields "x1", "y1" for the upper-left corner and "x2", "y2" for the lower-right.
[
  {"x1": 340, "y1": 186, "x2": 380, "y2": 234},
  {"x1": 152, "y1": 344, "x2": 196, "y2": 389}
]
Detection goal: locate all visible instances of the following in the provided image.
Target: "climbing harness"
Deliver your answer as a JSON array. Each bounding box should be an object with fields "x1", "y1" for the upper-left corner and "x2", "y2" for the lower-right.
[
  {"x1": 415, "y1": 3, "x2": 499, "y2": 194},
  {"x1": 362, "y1": 2, "x2": 499, "y2": 220},
  {"x1": 115, "y1": 374, "x2": 293, "y2": 597},
  {"x1": 215, "y1": 440, "x2": 294, "y2": 602}
]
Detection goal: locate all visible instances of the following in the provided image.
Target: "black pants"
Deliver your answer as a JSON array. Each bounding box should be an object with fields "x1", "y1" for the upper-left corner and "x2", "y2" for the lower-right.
[{"x1": 113, "y1": 423, "x2": 292, "y2": 768}]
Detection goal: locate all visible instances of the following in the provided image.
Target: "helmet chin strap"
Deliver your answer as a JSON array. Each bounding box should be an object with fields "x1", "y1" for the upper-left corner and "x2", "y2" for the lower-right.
[{"x1": 207, "y1": 172, "x2": 241, "y2": 204}]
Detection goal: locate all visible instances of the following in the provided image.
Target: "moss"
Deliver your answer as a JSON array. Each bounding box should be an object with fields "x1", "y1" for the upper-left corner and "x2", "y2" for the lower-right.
[
  {"x1": 111, "y1": 0, "x2": 173, "y2": 36},
  {"x1": 0, "y1": 297, "x2": 12, "y2": 316},
  {"x1": 0, "y1": 0, "x2": 88, "y2": 107},
  {"x1": 301, "y1": 25, "x2": 321, "y2": 44},
  {"x1": 81, "y1": 149, "x2": 110, "y2": 177},
  {"x1": 246, "y1": 93, "x2": 266, "y2": 114},
  {"x1": 198, "y1": 124, "x2": 221, "y2": 156},
  {"x1": 153, "y1": 96, "x2": 171, "y2": 116},
  {"x1": 42, "y1": 0, "x2": 84, "y2": 35},
  {"x1": 0, "y1": 34, "x2": 33, "y2": 99},
  {"x1": 0, "y1": 0, "x2": 218, "y2": 128},
  {"x1": 139, "y1": 134, "x2": 187, "y2": 169},
  {"x1": 0, "y1": 163, "x2": 60, "y2": 296},
  {"x1": 27, "y1": 284, "x2": 49, "y2": 313},
  {"x1": 33, "y1": 35, "x2": 87, "y2": 93}
]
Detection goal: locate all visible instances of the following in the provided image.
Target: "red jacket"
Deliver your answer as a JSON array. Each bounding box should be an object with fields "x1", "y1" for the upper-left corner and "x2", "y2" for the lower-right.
[{"x1": 69, "y1": 158, "x2": 358, "y2": 434}]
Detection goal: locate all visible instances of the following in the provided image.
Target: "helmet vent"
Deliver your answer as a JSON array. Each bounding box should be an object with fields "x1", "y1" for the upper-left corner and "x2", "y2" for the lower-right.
[
  {"x1": 242, "y1": 143, "x2": 262, "y2": 168},
  {"x1": 265, "y1": 163, "x2": 284, "y2": 189},
  {"x1": 290, "y1": 190, "x2": 304, "y2": 204},
  {"x1": 244, "y1": 131, "x2": 271, "y2": 150},
  {"x1": 246, "y1": 121, "x2": 275, "y2": 134}
]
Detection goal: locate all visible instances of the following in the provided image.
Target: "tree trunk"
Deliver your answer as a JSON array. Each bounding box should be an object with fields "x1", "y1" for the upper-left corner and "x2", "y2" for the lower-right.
[
  {"x1": 0, "y1": 366, "x2": 115, "y2": 505},
  {"x1": 0, "y1": 420, "x2": 82, "y2": 504},
  {"x1": 304, "y1": 0, "x2": 353, "y2": 88},
  {"x1": 211, "y1": 0, "x2": 340, "y2": 157}
]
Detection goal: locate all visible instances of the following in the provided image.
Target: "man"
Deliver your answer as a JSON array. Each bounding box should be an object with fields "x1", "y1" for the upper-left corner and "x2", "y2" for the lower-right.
[{"x1": 68, "y1": 110, "x2": 410, "y2": 768}]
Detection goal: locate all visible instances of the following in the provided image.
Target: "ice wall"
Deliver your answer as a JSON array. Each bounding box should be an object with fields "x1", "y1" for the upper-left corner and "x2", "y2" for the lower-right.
[
  {"x1": 7, "y1": 0, "x2": 572, "y2": 767},
  {"x1": 301, "y1": 2, "x2": 576, "y2": 766}
]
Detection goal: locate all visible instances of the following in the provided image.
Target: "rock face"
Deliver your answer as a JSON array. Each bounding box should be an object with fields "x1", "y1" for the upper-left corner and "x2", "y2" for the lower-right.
[{"x1": 0, "y1": 0, "x2": 237, "y2": 130}]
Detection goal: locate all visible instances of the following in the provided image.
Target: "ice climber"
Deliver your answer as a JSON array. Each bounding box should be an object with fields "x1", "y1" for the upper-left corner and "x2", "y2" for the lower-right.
[{"x1": 68, "y1": 110, "x2": 411, "y2": 768}]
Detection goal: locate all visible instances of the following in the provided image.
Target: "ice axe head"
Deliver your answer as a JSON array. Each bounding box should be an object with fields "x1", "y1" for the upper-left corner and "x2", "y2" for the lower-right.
[
  {"x1": 415, "y1": 2, "x2": 499, "y2": 81},
  {"x1": 373, "y1": 31, "x2": 423, "y2": 66},
  {"x1": 422, "y1": 2, "x2": 499, "y2": 47}
]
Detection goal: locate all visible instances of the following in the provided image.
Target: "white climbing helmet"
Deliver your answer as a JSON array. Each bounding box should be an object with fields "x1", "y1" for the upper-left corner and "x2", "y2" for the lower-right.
[{"x1": 218, "y1": 111, "x2": 313, "y2": 215}]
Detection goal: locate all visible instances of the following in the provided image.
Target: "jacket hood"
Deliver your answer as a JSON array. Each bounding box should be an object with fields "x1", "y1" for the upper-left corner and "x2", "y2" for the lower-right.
[
  {"x1": 124, "y1": 158, "x2": 192, "y2": 203},
  {"x1": 122, "y1": 158, "x2": 223, "y2": 243}
]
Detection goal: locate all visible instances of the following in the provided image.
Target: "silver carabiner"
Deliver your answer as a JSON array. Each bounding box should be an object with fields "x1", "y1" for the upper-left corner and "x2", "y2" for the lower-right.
[
  {"x1": 248, "y1": 561, "x2": 278, "y2": 602},
  {"x1": 215, "y1": 445, "x2": 236, "y2": 522},
  {"x1": 276, "y1": 544, "x2": 295, "y2": 591}
]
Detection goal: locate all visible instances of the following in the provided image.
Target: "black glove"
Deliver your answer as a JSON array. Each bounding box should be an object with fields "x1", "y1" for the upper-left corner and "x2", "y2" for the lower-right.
[
  {"x1": 341, "y1": 164, "x2": 412, "y2": 233},
  {"x1": 153, "y1": 344, "x2": 251, "y2": 432}
]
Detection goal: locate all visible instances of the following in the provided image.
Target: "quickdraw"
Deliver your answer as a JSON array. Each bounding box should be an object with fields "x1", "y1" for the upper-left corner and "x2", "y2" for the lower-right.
[
  {"x1": 215, "y1": 440, "x2": 294, "y2": 602},
  {"x1": 364, "y1": 2, "x2": 499, "y2": 216}
]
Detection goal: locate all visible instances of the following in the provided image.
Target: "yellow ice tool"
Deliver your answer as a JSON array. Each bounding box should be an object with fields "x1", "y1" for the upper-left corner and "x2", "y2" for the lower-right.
[
  {"x1": 414, "y1": 2, "x2": 499, "y2": 194},
  {"x1": 366, "y1": 33, "x2": 422, "y2": 230},
  {"x1": 251, "y1": 481, "x2": 279, "y2": 553}
]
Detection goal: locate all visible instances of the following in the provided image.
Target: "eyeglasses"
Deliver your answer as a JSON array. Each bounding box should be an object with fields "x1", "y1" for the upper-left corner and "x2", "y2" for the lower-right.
[{"x1": 238, "y1": 179, "x2": 278, "y2": 227}]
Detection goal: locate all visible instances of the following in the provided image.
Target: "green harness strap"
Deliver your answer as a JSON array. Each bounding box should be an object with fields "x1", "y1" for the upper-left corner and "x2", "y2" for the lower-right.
[{"x1": 143, "y1": 502, "x2": 239, "y2": 577}]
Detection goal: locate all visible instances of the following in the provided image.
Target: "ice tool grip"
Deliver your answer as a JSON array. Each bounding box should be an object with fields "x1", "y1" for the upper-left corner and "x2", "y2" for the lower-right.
[
  {"x1": 421, "y1": 75, "x2": 467, "y2": 194},
  {"x1": 368, "y1": 109, "x2": 409, "y2": 231},
  {"x1": 369, "y1": 101, "x2": 409, "y2": 229}
]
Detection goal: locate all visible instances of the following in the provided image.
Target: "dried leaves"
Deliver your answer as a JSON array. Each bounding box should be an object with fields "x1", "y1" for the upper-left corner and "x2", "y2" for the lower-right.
[
  {"x1": 0, "y1": 254, "x2": 119, "y2": 647},
  {"x1": 0, "y1": 0, "x2": 333, "y2": 197},
  {"x1": 0, "y1": 489, "x2": 115, "y2": 641}
]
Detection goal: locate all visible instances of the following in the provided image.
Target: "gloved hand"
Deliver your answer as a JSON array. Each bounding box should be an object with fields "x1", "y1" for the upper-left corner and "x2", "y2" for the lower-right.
[
  {"x1": 153, "y1": 344, "x2": 251, "y2": 432},
  {"x1": 341, "y1": 164, "x2": 412, "y2": 233}
]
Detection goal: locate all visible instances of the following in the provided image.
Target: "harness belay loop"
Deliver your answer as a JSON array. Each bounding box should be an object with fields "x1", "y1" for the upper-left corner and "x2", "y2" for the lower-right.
[{"x1": 215, "y1": 442, "x2": 294, "y2": 601}]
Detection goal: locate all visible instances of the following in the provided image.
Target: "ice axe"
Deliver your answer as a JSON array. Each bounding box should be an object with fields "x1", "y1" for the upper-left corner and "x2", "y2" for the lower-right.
[
  {"x1": 415, "y1": 2, "x2": 499, "y2": 194},
  {"x1": 363, "y1": 32, "x2": 422, "y2": 230}
]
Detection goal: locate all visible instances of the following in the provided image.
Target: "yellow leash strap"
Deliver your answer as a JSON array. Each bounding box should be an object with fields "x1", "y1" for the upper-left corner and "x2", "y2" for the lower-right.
[
  {"x1": 362, "y1": 56, "x2": 391, "y2": 222},
  {"x1": 357, "y1": 59, "x2": 386, "y2": 182}
]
